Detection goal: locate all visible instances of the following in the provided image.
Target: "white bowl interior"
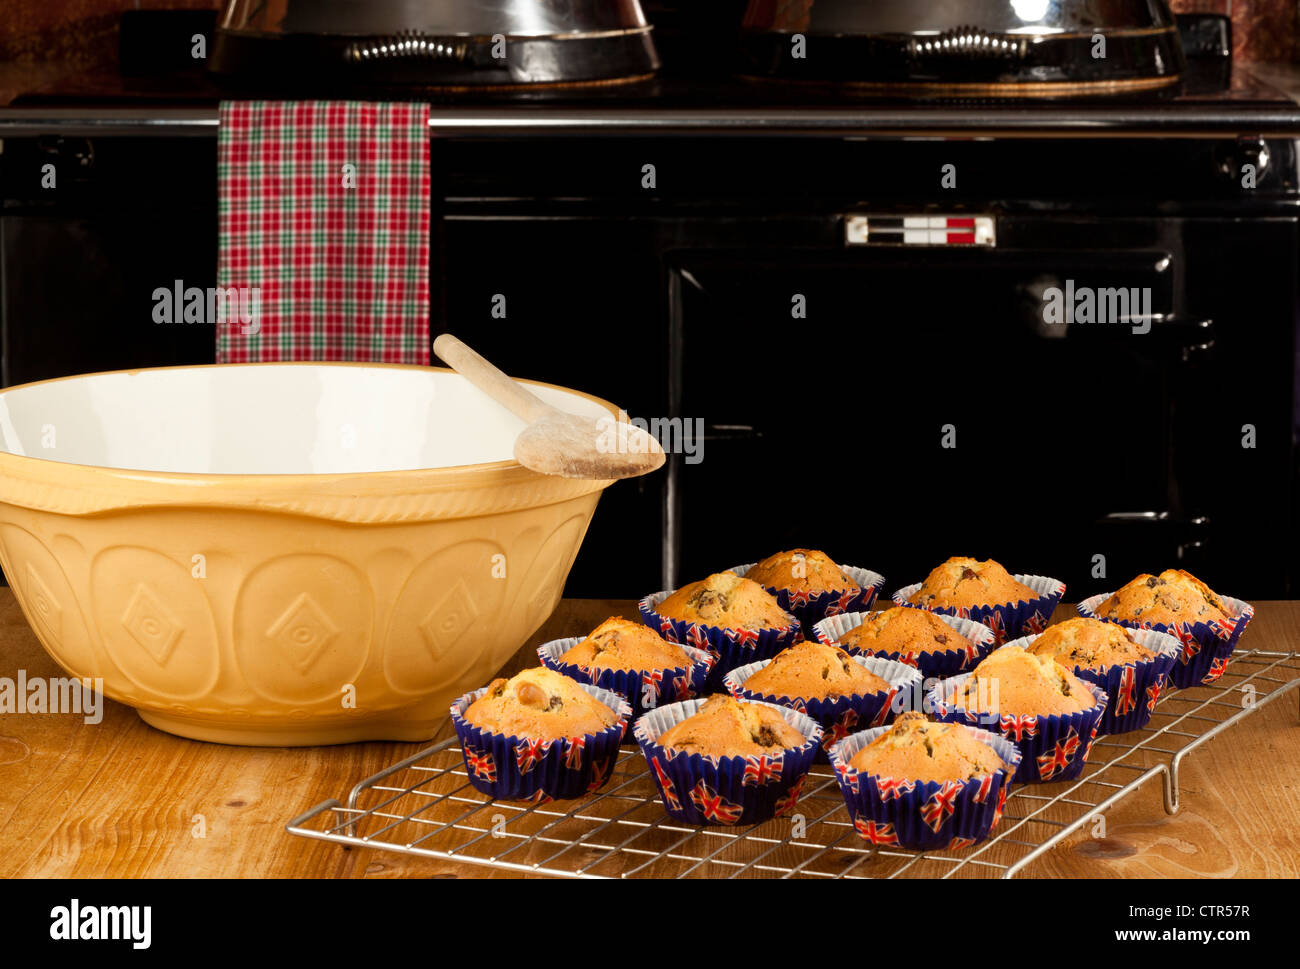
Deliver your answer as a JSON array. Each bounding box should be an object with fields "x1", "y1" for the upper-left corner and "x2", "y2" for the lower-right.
[{"x1": 0, "y1": 365, "x2": 613, "y2": 475}]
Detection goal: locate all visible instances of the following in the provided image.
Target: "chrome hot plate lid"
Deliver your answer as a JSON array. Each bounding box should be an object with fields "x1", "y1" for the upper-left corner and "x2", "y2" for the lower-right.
[
  {"x1": 211, "y1": 0, "x2": 660, "y2": 88},
  {"x1": 738, "y1": 0, "x2": 1185, "y2": 95}
]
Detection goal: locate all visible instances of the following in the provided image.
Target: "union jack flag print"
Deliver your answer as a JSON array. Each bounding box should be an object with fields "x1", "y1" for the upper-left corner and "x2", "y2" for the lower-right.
[
  {"x1": 853, "y1": 817, "x2": 899, "y2": 845},
  {"x1": 981, "y1": 610, "x2": 1005, "y2": 641},
  {"x1": 875, "y1": 775, "x2": 916, "y2": 802},
  {"x1": 836, "y1": 762, "x2": 861, "y2": 795},
  {"x1": 658, "y1": 615, "x2": 676, "y2": 639},
  {"x1": 830, "y1": 588, "x2": 860, "y2": 616},
  {"x1": 1036, "y1": 728, "x2": 1082, "y2": 781},
  {"x1": 651, "y1": 757, "x2": 681, "y2": 812},
  {"x1": 1082, "y1": 722, "x2": 1100, "y2": 761},
  {"x1": 525, "y1": 788, "x2": 553, "y2": 805},
  {"x1": 786, "y1": 589, "x2": 811, "y2": 610},
  {"x1": 685, "y1": 623, "x2": 711, "y2": 651},
  {"x1": 970, "y1": 772, "x2": 993, "y2": 804},
  {"x1": 1208, "y1": 616, "x2": 1238, "y2": 639},
  {"x1": 948, "y1": 837, "x2": 977, "y2": 850},
  {"x1": 463, "y1": 746, "x2": 497, "y2": 783},
  {"x1": 641, "y1": 669, "x2": 664, "y2": 709},
  {"x1": 1145, "y1": 678, "x2": 1163, "y2": 711},
  {"x1": 871, "y1": 692, "x2": 896, "y2": 727},
  {"x1": 726, "y1": 627, "x2": 761, "y2": 649},
  {"x1": 672, "y1": 673, "x2": 693, "y2": 702},
  {"x1": 515, "y1": 737, "x2": 553, "y2": 775},
  {"x1": 1023, "y1": 610, "x2": 1049, "y2": 635},
  {"x1": 824, "y1": 709, "x2": 859, "y2": 750},
  {"x1": 774, "y1": 777, "x2": 805, "y2": 817},
  {"x1": 742, "y1": 753, "x2": 785, "y2": 787},
  {"x1": 1174, "y1": 624, "x2": 1200, "y2": 661},
  {"x1": 1205, "y1": 656, "x2": 1229, "y2": 683},
  {"x1": 690, "y1": 780, "x2": 744, "y2": 824},
  {"x1": 586, "y1": 756, "x2": 612, "y2": 793},
  {"x1": 564, "y1": 736, "x2": 585, "y2": 770},
  {"x1": 992, "y1": 784, "x2": 1009, "y2": 825},
  {"x1": 1114, "y1": 664, "x2": 1137, "y2": 717},
  {"x1": 920, "y1": 780, "x2": 965, "y2": 833},
  {"x1": 1000, "y1": 713, "x2": 1039, "y2": 742}
]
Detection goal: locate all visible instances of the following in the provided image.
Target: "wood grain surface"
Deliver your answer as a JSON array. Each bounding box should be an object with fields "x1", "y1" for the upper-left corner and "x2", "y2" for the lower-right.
[{"x1": 1, "y1": 591, "x2": 1296, "y2": 879}]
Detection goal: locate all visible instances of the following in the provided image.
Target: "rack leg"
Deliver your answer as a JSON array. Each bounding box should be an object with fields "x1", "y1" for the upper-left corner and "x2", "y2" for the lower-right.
[{"x1": 1160, "y1": 763, "x2": 1180, "y2": 815}]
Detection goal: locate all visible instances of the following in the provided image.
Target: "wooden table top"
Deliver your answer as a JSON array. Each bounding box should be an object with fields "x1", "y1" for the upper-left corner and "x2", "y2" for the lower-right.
[{"x1": 2, "y1": 590, "x2": 1297, "y2": 879}]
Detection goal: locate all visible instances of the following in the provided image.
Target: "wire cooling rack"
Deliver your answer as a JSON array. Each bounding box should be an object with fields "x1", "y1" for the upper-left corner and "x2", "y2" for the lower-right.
[{"x1": 287, "y1": 648, "x2": 1300, "y2": 878}]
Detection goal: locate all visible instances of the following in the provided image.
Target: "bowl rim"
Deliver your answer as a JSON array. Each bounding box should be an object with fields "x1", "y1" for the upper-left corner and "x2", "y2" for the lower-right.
[{"x1": 0, "y1": 361, "x2": 625, "y2": 521}]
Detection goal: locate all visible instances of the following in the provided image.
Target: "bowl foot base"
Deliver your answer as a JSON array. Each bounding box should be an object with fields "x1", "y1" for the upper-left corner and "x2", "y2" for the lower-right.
[{"x1": 136, "y1": 710, "x2": 443, "y2": 747}]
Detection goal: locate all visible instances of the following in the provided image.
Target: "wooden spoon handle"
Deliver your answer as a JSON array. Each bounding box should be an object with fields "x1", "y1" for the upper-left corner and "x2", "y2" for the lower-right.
[{"x1": 432, "y1": 333, "x2": 556, "y2": 424}]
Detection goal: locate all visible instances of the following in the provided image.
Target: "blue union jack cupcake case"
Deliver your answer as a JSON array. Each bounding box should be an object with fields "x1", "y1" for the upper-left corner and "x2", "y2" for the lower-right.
[
  {"x1": 829, "y1": 724, "x2": 1021, "y2": 852},
  {"x1": 637, "y1": 590, "x2": 803, "y2": 691},
  {"x1": 451, "y1": 682, "x2": 632, "y2": 803},
  {"x1": 536, "y1": 635, "x2": 716, "y2": 725},
  {"x1": 928, "y1": 670, "x2": 1109, "y2": 785},
  {"x1": 811, "y1": 610, "x2": 998, "y2": 680},
  {"x1": 892, "y1": 573, "x2": 1066, "y2": 645},
  {"x1": 1076, "y1": 592, "x2": 1255, "y2": 690},
  {"x1": 635, "y1": 698, "x2": 823, "y2": 826},
  {"x1": 728, "y1": 562, "x2": 887, "y2": 636},
  {"x1": 723, "y1": 654, "x2": 923, "y2": 761}
]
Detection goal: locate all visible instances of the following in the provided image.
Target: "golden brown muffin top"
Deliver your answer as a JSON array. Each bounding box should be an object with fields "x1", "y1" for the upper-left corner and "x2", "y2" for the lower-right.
[
  {"x1": 744, "y1": 640, "x2": 890, "y2": 701},
  {"x1": 1096, "y1": 570, "x2": 1230, "y2": 628},
  {"x1": 747, "y1": 549, "x2": 860, "y2": 597},
  {"x1": 464, "y1": 667, "x2": 619, "y2": 741},
  {"x1": 849, "y1": 712, "x2": 1008, "y2": 783},
  {"x1": 659, "y1": 571, "x2": 792, "y2": 631},
  {"x1": 560, "y1": 617, "x2": 692, "y2": 673},
  {"x1": 839, "y1": 606, "x2": 975, "y2": 658},
  {"x1": 950, "y1": 646, "x2": 1098, "y2": 718},
  {"x1": 909, "y1": 556, "x2": 1038, "y2": 610},
  {"x1": 655, "y1": 695, "x2": 806, "y2": 759},
  {"x1": 1026, "y1": 617, "x2": 1156, "y2": 671}
]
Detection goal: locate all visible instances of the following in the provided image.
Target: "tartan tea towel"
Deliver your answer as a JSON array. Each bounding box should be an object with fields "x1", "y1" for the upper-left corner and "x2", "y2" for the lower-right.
[{"x1": 216, "y1": 101, "x2": 431, "y2": 363}]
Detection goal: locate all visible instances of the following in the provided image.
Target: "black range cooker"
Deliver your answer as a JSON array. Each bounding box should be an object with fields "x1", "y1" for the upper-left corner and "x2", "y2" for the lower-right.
[{"x1": 0, "y1": 7, "x2": 1296, "y2": 603}]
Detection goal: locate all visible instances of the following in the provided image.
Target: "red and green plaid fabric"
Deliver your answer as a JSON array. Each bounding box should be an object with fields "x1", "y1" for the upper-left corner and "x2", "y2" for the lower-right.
[{"x1": 216, "y1": 101, "x2": 431, "y2": 363}]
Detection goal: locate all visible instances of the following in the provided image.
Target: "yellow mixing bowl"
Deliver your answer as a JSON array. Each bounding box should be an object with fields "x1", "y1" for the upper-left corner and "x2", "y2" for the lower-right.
[{"x1": 0, "y1": 362, "x2": 620, "y2": 745}]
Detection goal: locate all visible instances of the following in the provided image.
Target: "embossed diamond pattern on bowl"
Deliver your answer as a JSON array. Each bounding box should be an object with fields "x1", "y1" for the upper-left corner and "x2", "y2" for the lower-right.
[{"x1": 287, "y1": 648, "x2": 1300, "y2": 878}]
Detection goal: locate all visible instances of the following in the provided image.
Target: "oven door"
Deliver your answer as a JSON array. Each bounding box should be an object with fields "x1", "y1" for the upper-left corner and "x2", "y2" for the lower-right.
[
  {"x1": 1, "y1": 137, "x2": 219, "y2": 386},
  {"x1": 666, "y1": 217, "x2": 1293, "y2": 601}
]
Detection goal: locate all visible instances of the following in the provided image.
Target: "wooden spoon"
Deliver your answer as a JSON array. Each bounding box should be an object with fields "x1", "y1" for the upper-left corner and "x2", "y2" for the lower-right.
[{"x1": 432, "y1": 333, "x2": 666, "y2": 480}]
